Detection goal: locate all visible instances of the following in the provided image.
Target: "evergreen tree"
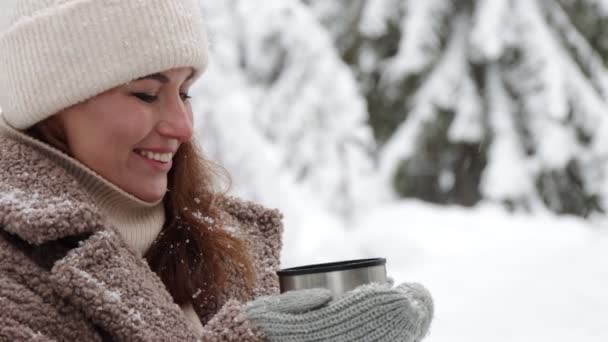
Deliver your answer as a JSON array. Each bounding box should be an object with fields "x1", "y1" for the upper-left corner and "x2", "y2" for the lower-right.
[
  {"x1": 193, "y1": 0, "x2": 381, "y2": 216},
  {"x1": 304, "y1": 0, "x2": 608, "y2": 217}
]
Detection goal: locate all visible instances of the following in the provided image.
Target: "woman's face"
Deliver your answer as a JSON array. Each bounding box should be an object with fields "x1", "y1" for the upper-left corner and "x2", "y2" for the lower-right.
[{"x1": 55, "y1": 67, "x2": 196, "y2": 202}]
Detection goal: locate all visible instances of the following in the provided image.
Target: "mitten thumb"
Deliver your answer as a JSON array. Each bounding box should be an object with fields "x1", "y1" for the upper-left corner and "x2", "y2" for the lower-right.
[
  {"x1": 245, "y1": 288, "x2": 333, "y2": 315},
  {"x1": 395, "y1": 282, "x2": 433, "y2": 315},
  {"x1": 395, "y1": 282, "x2": 434, "y2": 339}
]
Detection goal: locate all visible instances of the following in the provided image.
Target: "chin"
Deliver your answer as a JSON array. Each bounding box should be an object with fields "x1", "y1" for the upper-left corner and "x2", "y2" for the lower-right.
[
  {"x1": 144, "y1": 192, "x2": 166, "y2": 203},
  {"x1": 132, "y1": 186, "x2": 166, "y2": 203},
  {"x1": 123, "y1": 175, "x2": 167, "y2": 203},
  {"x1": 143, "y1": 194, "x2": 165, "y2": 203}
]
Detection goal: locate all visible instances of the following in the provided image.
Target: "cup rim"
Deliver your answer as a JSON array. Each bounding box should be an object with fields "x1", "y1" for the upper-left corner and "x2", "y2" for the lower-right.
[{"x1": 277, "y1": 258, "x2": 386, "y2": 276}]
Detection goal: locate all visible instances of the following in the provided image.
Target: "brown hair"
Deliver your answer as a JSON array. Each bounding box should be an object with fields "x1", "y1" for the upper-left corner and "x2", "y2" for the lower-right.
[{"x1": 27, "y1": 117, "x2": 255, "y2": 311}]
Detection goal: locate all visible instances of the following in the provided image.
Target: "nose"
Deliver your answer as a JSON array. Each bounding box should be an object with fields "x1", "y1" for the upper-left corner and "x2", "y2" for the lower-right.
[{"x1": 157, "y1": 97, "x2": 194, "y2": 142}]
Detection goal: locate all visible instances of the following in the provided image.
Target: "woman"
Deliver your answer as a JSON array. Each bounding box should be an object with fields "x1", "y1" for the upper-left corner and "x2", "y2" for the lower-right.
[{"x1": 0, "y1": 1, "x2": 433, "y2": 341}]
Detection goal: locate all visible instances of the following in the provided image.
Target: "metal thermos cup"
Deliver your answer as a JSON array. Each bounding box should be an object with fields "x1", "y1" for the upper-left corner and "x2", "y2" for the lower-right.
[{"x1": 277, "y1": 258, "x2": 387, "y2": 297}]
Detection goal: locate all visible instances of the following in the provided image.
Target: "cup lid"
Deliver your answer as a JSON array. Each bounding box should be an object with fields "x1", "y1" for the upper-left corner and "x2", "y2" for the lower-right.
[{"x1": 277, "y1": 258, "x2": 386, "y2": 276}]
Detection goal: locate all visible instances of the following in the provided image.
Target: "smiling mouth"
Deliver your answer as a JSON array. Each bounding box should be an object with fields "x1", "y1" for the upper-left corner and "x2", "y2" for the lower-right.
[{"x1": 133, "y1": 149, "x2": 173, "y2": 163}]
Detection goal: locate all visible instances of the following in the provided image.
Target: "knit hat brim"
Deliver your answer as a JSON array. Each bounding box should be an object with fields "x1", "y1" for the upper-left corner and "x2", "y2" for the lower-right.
[{"x1": 0, "y1": 0, "x2": 208, "y2": 129}]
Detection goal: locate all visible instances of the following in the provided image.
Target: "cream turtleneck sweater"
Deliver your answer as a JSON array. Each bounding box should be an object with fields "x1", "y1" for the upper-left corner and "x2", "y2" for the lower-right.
[{"x1": 0, "y1": 115, "x2": 204, "y2": 335}]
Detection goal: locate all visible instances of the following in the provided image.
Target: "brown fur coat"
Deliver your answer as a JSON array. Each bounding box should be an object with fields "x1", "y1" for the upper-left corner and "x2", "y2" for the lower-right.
[{"x1": 0, "y1": 133, "x2": 283, "y2": 341}]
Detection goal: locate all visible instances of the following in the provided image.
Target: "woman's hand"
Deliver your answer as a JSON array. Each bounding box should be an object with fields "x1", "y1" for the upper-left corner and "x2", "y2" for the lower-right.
[{"x1": 244, "y1": 281, "x2": 434, "y2": 342}]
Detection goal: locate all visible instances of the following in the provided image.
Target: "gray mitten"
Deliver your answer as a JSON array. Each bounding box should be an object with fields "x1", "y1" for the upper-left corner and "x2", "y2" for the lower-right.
[{"x1": 244, "y1": 282, "x2": 433, "y2": 342}]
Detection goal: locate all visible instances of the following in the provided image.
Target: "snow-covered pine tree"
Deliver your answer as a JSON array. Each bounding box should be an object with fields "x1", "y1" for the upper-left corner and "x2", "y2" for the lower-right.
[
  {"x1": 303, "y1": 0, "x2": 608, "y2": 217},
  {"x1": 192, "y1": 0, "x2": 382, "y2": 216}
]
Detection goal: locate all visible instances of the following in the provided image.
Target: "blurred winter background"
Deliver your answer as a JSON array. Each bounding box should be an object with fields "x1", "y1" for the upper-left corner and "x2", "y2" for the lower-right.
[{"x1": 192, "y1": 1, "x2": 608, "y2": 341}]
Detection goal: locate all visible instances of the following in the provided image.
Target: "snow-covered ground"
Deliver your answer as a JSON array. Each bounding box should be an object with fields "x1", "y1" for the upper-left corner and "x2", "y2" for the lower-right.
[{"x1": 280, "y1": 201, "x2": 608, "y2": 341}]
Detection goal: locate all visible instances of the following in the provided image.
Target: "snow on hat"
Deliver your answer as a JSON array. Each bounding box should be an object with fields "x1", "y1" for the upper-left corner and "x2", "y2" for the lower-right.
[{"x1": 0, "y1": 0, "x2": 209, "y2": 129}]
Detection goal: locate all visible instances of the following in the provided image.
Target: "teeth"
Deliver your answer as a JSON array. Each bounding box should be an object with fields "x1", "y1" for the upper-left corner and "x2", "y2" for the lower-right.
[{"x1": 136, "y1": 150, "x2": 173, "y2": 163}]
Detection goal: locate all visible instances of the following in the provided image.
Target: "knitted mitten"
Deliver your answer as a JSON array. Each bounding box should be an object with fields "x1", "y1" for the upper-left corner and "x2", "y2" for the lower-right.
[{"x1": 243, "y1": 282, "x2": 433, "y2": 342}]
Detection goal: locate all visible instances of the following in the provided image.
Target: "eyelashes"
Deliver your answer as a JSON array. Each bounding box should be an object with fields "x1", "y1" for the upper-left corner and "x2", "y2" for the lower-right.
[
  {"x1": 132, "y1": 93, "x2": 157, "y2": 103},
  {"x1": 132, "y1": 93, "x2": 192, "y2": 103}
]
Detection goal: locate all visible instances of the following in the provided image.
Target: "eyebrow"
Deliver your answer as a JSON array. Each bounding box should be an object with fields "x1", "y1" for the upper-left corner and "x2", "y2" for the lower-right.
[{"x1": 135, "y1": 70, "x2": 195, "y2": 84}]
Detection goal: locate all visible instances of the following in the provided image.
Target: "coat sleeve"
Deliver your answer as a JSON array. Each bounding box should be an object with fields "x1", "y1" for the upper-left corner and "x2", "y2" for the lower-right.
[
  {"x1": 215, "y1": 196, "x2": 284, "y2": 299},
  {"x1": 0, "y1": 235, "x2": 103, "y2": 342},
  {"x1": 0, "y1": 317, "x2": 55, "y2": 342},
  {"x1": 0, "y1": 293, "x2": 58, "y2": 342},
  {"x1": 195, "y1": 197, "x2": 285, "y2": 342},
  {"x1": 0, "y1": 272, "x2": 103, "y2": 342},
  {"x1": 199, "y1": 299, "x2": 266, "y2": 341}
]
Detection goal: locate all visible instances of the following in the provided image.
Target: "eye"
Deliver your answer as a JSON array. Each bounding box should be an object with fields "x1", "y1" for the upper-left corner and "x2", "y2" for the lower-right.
[
  {"x1": 132, "y1": 93, "x2": 158, "y2": 103},
  {"x1": 180, "y1": 92, "x2": 192, "y2": 101}
]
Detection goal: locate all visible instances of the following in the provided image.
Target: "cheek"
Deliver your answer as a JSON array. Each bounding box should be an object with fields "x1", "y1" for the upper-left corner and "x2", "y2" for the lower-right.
[
  {"x1": 100, "y1": 109, "x2": 154, "y2": 146},
  {"x1": 67, "y1": 116, "x2": 150, "y2": 161},
  {"x1": 113, "y1": 119, "x2": 150, "y2": 146}
]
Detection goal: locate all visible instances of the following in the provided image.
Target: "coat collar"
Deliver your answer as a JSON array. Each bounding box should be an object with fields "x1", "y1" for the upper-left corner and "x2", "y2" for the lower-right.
[
  {"x1": 49, "y1": 228, "x2": 201, "y2": 341},
  {"x1": 0, "y1": 133, "x2": 106, "y2": 245}
]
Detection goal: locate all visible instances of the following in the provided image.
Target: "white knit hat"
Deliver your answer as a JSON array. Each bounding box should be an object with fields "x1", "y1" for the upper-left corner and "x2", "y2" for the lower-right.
[{"x1": 0, "y1": 0, "x2": 209, "y2": 129}]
